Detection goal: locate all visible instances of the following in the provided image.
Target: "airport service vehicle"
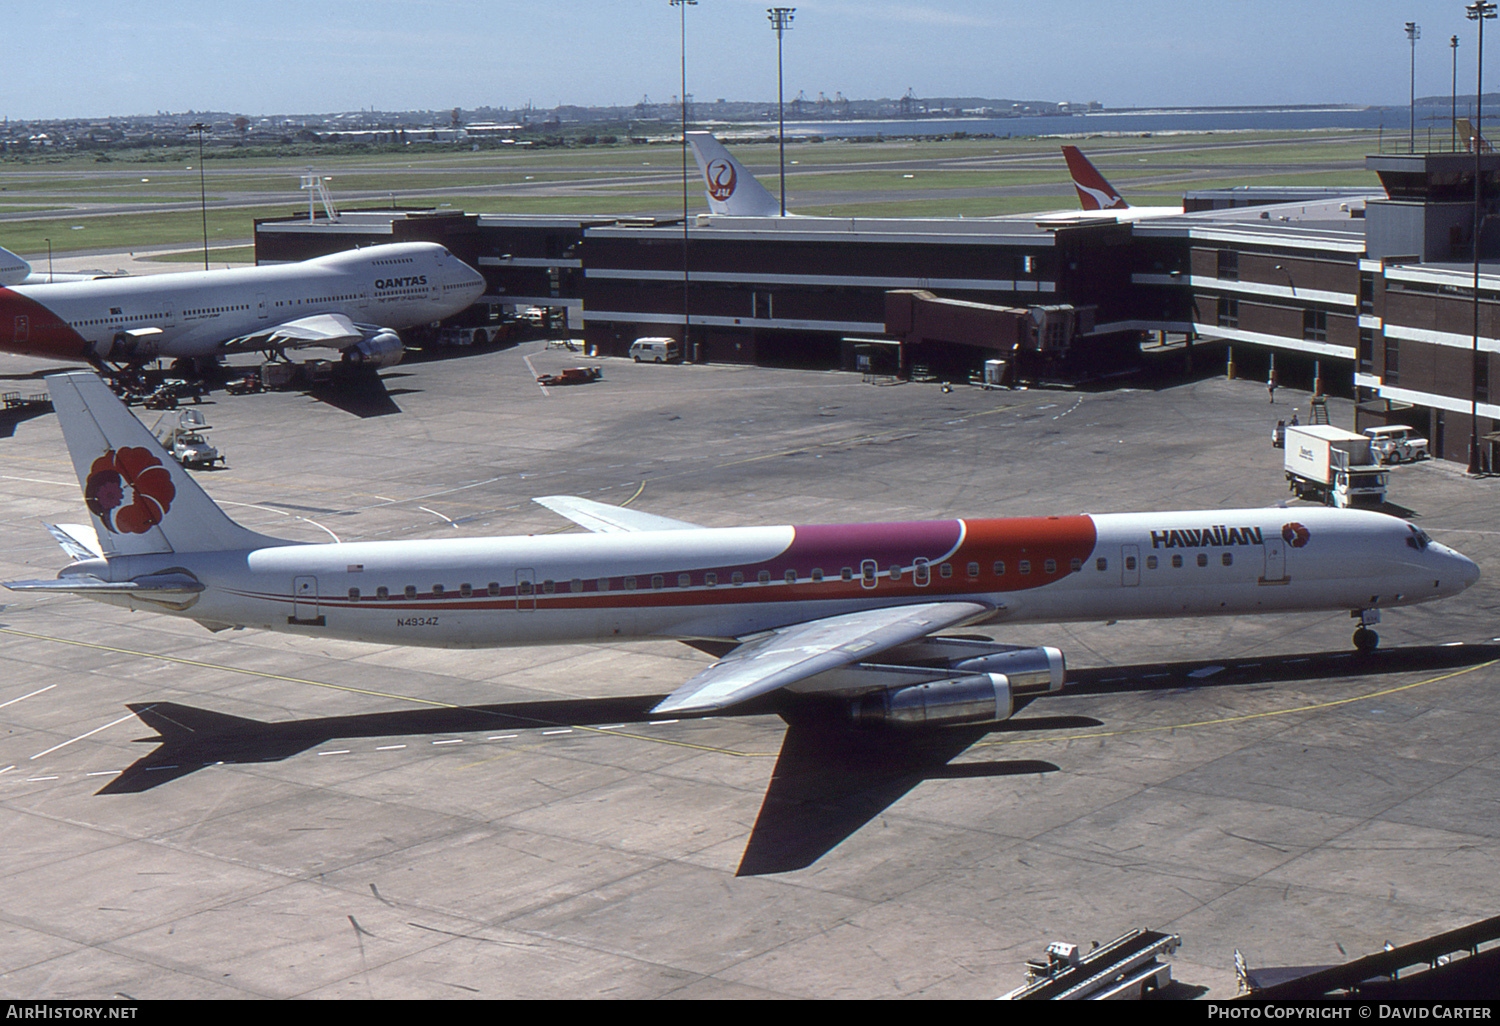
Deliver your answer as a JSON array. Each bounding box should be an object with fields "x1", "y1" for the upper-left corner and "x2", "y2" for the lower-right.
[
  {"x1": 536, "y1": 367, "x2": 601, "y2": 387},
  {"x1": 1284, "y1": 424, "x2": 1389, "y2": 509},
  {"x1": 1364, "y1": 424, "x2": 1430, "y2": 464},
  {"x1": 629, "y1": 337, "x2": 682, "y2": 363},
  {"x1": 152, "y1": 409, "x2": 222, "y2": 469},
  {"x1": 5, "y1": 373, "x2": 1478, "y2": 721},
  {"x1": 0, "y1": 241, "x2": 486, "y2": 370}
]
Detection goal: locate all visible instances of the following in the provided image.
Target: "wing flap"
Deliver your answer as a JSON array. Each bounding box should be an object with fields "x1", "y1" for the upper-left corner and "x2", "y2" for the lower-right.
[
  {"x1": 534, "y1": 495, "x2": 703, "y2": 533},
  {"x1": 652, "y1": 600, "x2": 993, "y2": 715}
]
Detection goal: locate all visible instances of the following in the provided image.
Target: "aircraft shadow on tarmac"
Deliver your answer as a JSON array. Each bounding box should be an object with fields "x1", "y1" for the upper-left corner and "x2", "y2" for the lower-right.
[
  {"x1": 302, "y1": 369, "x2": 409, "y2": 418},
  {"x1": 96, "y1": 643, "x2": 1500, "y2": 876}
]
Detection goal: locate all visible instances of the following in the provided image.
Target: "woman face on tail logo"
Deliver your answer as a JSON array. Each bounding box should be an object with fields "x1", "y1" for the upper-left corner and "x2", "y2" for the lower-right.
[{"x1": 85, "y1": 447, "x2": 176, "y2": 534}]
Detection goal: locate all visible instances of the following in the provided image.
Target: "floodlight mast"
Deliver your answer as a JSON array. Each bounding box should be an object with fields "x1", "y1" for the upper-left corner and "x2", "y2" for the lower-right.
[
  {"x1": 768, "y1": 7, "x2": 795, "y2": 216},
  {"x1": 671, "y1": 0, "x2": 697, "y2": 359},
  {"x1": 1407, "y1": 22, "x2": 1421, "y2": 152}
]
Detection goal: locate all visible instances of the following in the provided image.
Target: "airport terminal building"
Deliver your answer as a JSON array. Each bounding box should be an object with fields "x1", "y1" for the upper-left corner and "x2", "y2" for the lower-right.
[{"x1": 253, "y1": 149, "x2": 1500, "y2": 468}]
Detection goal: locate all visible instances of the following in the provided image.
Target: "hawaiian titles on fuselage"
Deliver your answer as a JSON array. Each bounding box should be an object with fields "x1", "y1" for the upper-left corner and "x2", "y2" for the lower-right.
[{"x1": 1149, "y1": 525, "x2": 1265, "y2": 549}]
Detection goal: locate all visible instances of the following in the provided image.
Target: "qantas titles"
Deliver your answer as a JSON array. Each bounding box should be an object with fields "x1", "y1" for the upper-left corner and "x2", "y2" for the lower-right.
[{"x1": 374, "y1": 275, "x2": 427, "y2": 290}]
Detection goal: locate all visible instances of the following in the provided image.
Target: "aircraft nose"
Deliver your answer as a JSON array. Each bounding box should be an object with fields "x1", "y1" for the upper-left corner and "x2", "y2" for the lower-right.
[{"x1": 1440, "y1": 546, "x2": 1481, "y2": 594}]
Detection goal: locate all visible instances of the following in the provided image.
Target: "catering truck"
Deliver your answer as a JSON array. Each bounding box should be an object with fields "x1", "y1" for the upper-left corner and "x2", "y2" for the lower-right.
[{"x1": 1284, "y1": 424, "x2": 1388, "y2": 508}]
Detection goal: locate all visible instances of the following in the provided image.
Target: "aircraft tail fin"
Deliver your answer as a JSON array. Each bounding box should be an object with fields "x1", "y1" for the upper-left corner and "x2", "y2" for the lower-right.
[
  {"x1": 45, "y1": 371, "x2": 286, "y2": 557},
  {"x1": 0, "y1": 245, "x2": 31, "y2": 286},
  {"x1": 1061, "y1": 146, "x2": 1130, "y2": 210},
  {"x1": 686, "y1": 132, "x2": 783, "y2": 217}
]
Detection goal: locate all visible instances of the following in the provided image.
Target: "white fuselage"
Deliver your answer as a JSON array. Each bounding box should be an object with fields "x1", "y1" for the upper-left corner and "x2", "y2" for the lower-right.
[
  {"x1": 75, "y1": 506, "x2": 1478, "y2": 656},
  {"x1": 0, "y1": 242, "x2": 486, "y2": 362}
]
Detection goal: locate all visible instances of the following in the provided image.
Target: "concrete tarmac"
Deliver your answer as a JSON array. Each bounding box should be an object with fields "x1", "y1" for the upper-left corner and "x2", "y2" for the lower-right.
[{"x1": 0, "y1": 341, "x2": 1495, "y2": 999}]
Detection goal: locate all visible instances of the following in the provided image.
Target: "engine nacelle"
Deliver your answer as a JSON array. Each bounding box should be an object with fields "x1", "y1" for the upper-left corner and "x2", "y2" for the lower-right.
[
  {"x1": 101, "y1": 330, "x2": 162, "y2": 363},
  {"x1": 853, "y1": 672, "x2": 1013, "y2": 728},
  {"x1": 342, "y1": 330, "x2": 405, "y2": 369},
  {"x1": 951, "y1": 645, "x2": 1065, "y2": 697}
]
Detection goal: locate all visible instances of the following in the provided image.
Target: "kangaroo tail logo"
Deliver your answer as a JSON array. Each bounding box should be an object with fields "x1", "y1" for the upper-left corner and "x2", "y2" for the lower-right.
[
  {"x1": 705, "y1": 159, "x2": 737, "y2": 201},
  {"x1": 85, "y1": 447, "x2": 176, "y2": 534}
]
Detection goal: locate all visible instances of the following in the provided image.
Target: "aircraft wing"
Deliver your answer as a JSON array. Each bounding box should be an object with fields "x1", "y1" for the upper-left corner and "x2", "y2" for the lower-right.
[
  {"x1": 652, "y1": 600, "x2": 994, "y2": 716},
  {"x1": 218, "y1": 313, "x2": 366, "y2": 354},
  {"x1": 534, "y1": 494, "x2": 703, "y2": 533}
]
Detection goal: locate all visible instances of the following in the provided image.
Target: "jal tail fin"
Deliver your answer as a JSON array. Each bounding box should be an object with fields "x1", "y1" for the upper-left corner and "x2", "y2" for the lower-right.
[
  {"x1": 686, "y1": 132, "x2": 783, "y2": 216},
  {"x1": 0, "y1": 245, "x2": 31, "y2": 286},
  {"x1": 45, "y1": 371, "x2": 285, "y2": 557},
  {"x1": 1061, "y1": 146, "x2": 1129, "y2": 211}
]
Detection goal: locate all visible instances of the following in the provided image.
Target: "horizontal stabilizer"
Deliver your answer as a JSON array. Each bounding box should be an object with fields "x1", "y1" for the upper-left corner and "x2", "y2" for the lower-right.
[
  {"x1": 652, "y1": 600, "x2": 993, "y2": 715},
  {"x1": 221, "y1": 312, "x2": 364, "y2": 353},
  {"x1": 46, "y1": 523, "x2": 102, "y2": 561},
  {"x1": 4, "y1": 571, "x2": 204, "y2": 597},
  {"x1": 534, "y1": 494, "x2": 703, "y2": 533}
]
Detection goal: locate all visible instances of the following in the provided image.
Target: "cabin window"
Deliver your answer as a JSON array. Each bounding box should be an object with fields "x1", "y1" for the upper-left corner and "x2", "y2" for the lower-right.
[
  {"x1": 543, "y1": 580, "x2": 556, "y2": 594},
  {"x1": 1096, "y1": 558, "x2": 1107, "y2": 572},
  {"x1": 841, "y1": 567, "x2": 854, "y2": 581},
  {"x1": 862, "y1": 561, "x2": 878, "y2": 585},
  {"x1": 1019, "y1": 560, "x2": 1031, "y2": 575},
  {"x1": 624, "y1": 576, "x2": 637, "y2": 591},
  {"x1": 348, "y1": 588, "x2": 360, "y2": 601},
  {"x1": 967, "y1": 562, "x2": 980, "y2": 578},
  {"x1": 705, "y1": 572, "x2": 717, "y2": 587},
  {"x1": 405, "y1": 585, "x2": 418, "y2": 599},
  {"x1": 516, "y1": 581, "x2": 532, "y2": 596},
  {"x1": 914, "y1": 560, "x2": 930, "y2": 586},
  {"x1": 571, "y1": 579, "x2": 583, "y2": 593},
  {"x1": 679, "y1": 574, "x2": 692, "y2": 588},
  {"x1": 1044, "y1": 559, "x2": 1056, "y2": 574},
  {"x1": 811, "y1": 569, "x2": 824, "y2": 582},
  {"x1": 758, "y1": 570, "x2": 771, "y2": 584},
  {"x1": 1197, "y1": 554, "x2": 1208, "y2": 568},
  {"x1": 1222, "y1": 553, "x2": 1233, "y2": 566},
  {"x1": 785, "y1": 570, "x2": 797, "y2": 584},
  {"x1": 651, "y1": 575, "x2": 664, "y2": 590},
  {"x1": 488, "y1": 582, "x2": 500, "y2": 596},
  {"x1": 732, "y1": 572, "x2": 744, "y2": 585},
  {"x1": 994, "y1": 561, "x2": 1007, "y2": 576},
  {"x1": 597, "y1": 578, "x2": 610, "y2": 592},
  {"x1": 1070, "y1": 558, "x2": 1082, "y2": 572},
  {"x1": 376, "y1": 586, "x2": 389, "y2": 600},
  {"x1": 1146, "y1": 556, "x2": 1158, "y2": 570},
  {"x1": 1124, "y1": 556, "x2": 1137, "y2": 571},
  {"x1": 432, "y1": 584, "x2": 445, "y2": 596},
  {"x1": 460, "y1": 583, "x2": 473, "y2": 597}
]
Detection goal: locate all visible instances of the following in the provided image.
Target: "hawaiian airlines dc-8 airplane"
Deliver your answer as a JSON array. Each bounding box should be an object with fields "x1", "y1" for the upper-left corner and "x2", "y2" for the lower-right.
[
  {"x1": 3, "y1": 373, "x2": 1479, "y2": 726},
  {"x1": 0, "y1": 241, "x2": 486, "y2": 369}
]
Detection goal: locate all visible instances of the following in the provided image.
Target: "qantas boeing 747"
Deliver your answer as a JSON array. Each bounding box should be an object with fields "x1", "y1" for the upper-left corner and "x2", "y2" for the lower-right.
[
  {"x1": 0, "y1": 241, "x2": 487, "y2": 370},
  {"x1": 3, "y1": 372, "x2": 1480, "y2": 725}
]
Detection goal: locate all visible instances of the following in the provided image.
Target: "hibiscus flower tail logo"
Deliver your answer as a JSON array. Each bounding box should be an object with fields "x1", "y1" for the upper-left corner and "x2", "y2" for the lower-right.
[
  {"x1": 1281, "y1": 522, "x2": 1310, "y2": 548},
  {"x1": 84, "y1": 447, "x2": 176, "y2": 534}
]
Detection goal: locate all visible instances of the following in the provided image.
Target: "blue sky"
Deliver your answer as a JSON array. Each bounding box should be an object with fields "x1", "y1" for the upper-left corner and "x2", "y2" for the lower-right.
[{"x1": 5, "y1": 1, "x2": 1491, "y2": 119}]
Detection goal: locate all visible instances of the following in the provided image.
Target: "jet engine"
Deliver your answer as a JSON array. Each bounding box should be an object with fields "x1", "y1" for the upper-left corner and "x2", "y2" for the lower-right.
[
  {"x1": 342, "y1": 330, "x2": 405, "y2": 368},
  {"x1": 848, "y1": 645, "x2": 1065, "y2": 728},
  {"x1": 854, "y1": 672, "x2": 1013, "y2": 727},
  {"x1": 102, "y1": 330, "x2": 161, "y2": 364}
]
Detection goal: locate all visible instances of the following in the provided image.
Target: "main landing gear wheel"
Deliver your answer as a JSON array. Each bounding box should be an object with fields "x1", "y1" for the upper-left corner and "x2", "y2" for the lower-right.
[{"x1": 1353, "y1": 627, "x2": 1379, "y2": 652}]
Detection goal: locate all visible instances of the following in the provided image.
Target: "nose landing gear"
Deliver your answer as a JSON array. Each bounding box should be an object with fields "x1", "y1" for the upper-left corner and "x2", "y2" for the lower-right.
[{"x1": 1352, "y1": 608, "x2": 1381, "y2": 652}]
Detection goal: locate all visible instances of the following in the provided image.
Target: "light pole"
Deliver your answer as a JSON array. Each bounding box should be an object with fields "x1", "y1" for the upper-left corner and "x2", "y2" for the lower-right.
[
  {"x1": 1408, "y1": 22, "x2": 1421, "y2": 152},
  {"x1": 768, "y1": 7, "x2": 795, "y2": 216},
  {"x1": 189, "y1": 122, "x2": 209, "y2": 270},
  {"x1": 1454, "y1": 34, "x2": 1461, "y2": 150},
  {"x1": 1468, "y1": 1, "x2": 1496, "y2": 475},
  {"x1": 670, "y1": 0, "x2": 696, "y2": 359}
]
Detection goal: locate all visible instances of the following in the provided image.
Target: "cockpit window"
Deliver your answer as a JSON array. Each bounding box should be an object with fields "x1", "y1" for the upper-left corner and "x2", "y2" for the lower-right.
[{"x1": 1407, "y1": 525, "x2": 1431, "y2": 551}]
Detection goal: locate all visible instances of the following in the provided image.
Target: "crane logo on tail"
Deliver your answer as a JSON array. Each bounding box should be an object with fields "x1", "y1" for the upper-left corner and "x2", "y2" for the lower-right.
[
  {"x1": 85, "y1": 447, "x2": 176, "y2": 534},
  {"x1": 705, "y1": 159, "x2": 738, "y2": 201}
]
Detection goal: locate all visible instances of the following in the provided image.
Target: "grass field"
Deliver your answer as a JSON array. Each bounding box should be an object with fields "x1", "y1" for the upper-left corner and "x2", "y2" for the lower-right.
[{"x1": 0, "y1": 129, "x2": 1388, "y2": 258}]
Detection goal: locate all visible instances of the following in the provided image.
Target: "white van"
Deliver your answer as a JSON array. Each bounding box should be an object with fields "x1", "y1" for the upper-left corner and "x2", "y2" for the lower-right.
[{"x1": 629, "y1": 337, "x2": 683, "y2": 363}]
